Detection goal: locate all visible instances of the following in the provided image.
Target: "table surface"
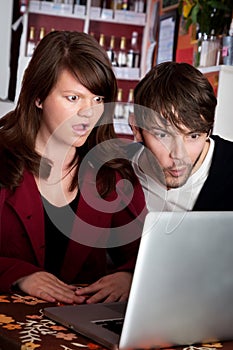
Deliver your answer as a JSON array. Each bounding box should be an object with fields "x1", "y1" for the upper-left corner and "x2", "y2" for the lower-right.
[{"x1": 1, "y1": 293, "x2": 233, "y2": 350}]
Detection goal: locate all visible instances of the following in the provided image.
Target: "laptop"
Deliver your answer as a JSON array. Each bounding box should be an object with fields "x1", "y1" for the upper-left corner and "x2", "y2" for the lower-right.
[{"x1": 44, "y1": 211, "x2": 233, "y2": 349}]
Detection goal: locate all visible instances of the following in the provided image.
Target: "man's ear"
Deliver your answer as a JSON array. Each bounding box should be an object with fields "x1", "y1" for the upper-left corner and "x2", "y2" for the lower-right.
[
  {"x1": 35, "y1": 98, "x2": 42, "y2": 109},
  {"x1": 128, "y1": 113, "x2": 143, "y2": 142}
]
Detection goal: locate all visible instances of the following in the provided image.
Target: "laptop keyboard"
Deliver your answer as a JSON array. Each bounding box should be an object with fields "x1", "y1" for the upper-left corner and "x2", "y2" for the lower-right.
[{"x1": 94, "y1": 318, "x2": 124, "y2": 335}]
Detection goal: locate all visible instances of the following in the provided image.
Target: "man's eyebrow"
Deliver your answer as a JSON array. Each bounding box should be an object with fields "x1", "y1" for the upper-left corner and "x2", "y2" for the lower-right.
[
  {"x1": 184, "y1": 130, "x2": 202, "y2": 135},
  {"x1": 150, "y1": 127, "x2": 201, "y2": 136},
  {"x1": 144, "y1": 127, "x2": 166, "y2": 134},
  {"x1": 150, "y1": 125, "x2": 169, "y2": 131}
]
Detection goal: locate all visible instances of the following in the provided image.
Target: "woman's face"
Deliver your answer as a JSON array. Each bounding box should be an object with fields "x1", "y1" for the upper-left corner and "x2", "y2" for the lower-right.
[{"x1": 36, "y1": 69, "x2": 104, "y2": 150}]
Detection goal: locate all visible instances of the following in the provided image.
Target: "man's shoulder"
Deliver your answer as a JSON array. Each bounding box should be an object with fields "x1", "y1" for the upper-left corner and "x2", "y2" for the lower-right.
[
  {"x1": 211, "y1": 134, "x2": 233, "y2": 148},
  {"x1": 122, "y1": 142, "x2": 143, "y2": 159},
  {"x1": 210, "y1": 135, "x2": 233, "y2": 172},
  {"x1": 211, "y1": 135, "x2": 233, "y2": 156}
]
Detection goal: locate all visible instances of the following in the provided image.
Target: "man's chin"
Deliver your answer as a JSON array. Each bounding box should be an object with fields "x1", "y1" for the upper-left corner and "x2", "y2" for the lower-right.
[{"x1": 164, "y1": 176, "x2": 190, "y2": 189}]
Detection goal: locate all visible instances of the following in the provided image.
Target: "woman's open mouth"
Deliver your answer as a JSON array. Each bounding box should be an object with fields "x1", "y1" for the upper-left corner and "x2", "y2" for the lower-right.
[{"x1": 72, "y1": 123, "x2": 89, "y2": 136}]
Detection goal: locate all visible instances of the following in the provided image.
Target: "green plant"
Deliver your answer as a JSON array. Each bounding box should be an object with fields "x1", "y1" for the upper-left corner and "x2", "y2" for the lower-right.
[{"x1": 179, "y1": 0, "x2": 232, "y2": 35}]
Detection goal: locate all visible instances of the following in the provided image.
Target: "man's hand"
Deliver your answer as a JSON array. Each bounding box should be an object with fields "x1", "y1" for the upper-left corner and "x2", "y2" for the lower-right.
[{"x1": 75, "y1": 271, "x2": 133, "y2": 304}]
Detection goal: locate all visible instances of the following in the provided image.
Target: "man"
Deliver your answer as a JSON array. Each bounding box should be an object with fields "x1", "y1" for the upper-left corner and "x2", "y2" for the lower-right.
[{"x1": 130, "y1": 61, "x2": 233, "y2": 211}]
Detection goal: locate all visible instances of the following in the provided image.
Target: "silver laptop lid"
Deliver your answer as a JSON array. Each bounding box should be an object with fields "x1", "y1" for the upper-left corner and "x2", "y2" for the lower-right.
[{"x1": 119, "y1": 211, "x2": 233, "y2": 349}]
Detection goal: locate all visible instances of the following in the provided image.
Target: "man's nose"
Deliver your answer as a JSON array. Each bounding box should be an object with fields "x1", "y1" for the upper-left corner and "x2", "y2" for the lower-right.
[{"x1": 170, "y1": 136, "x2": 186, "y2": 159}]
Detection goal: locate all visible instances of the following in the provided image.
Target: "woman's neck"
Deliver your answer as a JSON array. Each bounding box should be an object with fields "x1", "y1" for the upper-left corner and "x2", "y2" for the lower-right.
[{"x1": 35, "y1": 132, "x2": 78, "y2": 207}]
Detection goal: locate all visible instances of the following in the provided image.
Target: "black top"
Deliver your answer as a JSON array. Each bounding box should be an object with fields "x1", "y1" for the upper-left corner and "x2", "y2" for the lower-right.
[
  {"x1": 43, "y1": 192, "x2": 80, "y2": 277},
  {"x1": 193, "y1": 135, "x2": 233, "y2": 211}
]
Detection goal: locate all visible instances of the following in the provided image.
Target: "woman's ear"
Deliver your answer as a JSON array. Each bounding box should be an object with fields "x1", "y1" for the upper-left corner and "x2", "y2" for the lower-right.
[
  {"x1": 128, "y1": 113, "x2": 143, "y2": 142},
  {"x1": 35, "y1": 98, "x2": 42, "y2": 109}
]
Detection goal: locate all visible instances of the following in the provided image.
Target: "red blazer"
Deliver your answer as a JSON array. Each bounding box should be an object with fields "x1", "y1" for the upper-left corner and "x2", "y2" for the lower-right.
[{"x1": 0, "y1": 168, "x2": 146, "y2": 292}]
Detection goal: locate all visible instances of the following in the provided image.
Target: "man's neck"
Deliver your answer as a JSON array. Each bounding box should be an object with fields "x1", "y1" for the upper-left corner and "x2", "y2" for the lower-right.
[{"x1": 191, "y1": 139, "x2": 210, "y2": 175}]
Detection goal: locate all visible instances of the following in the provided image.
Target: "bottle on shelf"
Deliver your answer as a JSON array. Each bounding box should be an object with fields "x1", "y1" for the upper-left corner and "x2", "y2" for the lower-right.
[
  {"x1": 135, "y1": 0, "x2": 145, "y2": 13},
  {"x1": 124, "y1": 88, "x2": 134, "y2": 121},
  {"x1": 101, "y1": 0, "x2": 112, "y2": 8},
  {"x1": 76, "y1": 0, "x2": 87, "y2": 4},
  {"x1": 106, "y1": 35, "x2": 118, "y2": 66},
  {"x1": 114, "y1": 0, "x2": 123, "y2": 10},
  {"x1": 229, "y1": 18, "x2": 233, "y2": 36},
  {"x1": 37, "y1": 27, "x2": 46, "y2": 45},
  {"x1": 125, "y1": 88, "x2": 134, "y2": 116},
  {"x1": 127, "y1": 0, "x2": 135, "y2": 11},
  {"x1": 114, "y1": 88, "x2": 124, "y2": 119},
  {"x1": 20, "y1": 0, "x2": 28, "y2": 14},
  {"x1": 117, "y1": 36, "x2": 127, "y2": 67},
  {"x1": 121, "y1": 0, "x2": 129, "y2": 10},
  {"x1": 91, "y1": 0, "x2": 101, "y2": 6},
  {"x1": 99, "y1": 33, "x2": 106, "y2": 50},
  {"x1": 26, "y1": 26, "x2": 36, "y2": 57},
  {"x1": 127, "y1": 31, "x2": 140, "y2": 68}
]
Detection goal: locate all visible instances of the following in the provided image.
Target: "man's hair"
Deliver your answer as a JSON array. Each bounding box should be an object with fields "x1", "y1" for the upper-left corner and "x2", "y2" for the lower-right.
[{"x1": 134, "y1": 62, "x2": 217, "y2": 134}]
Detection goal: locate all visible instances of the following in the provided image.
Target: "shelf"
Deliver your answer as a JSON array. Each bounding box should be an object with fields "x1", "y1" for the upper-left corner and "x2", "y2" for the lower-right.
[
  {"x1": 113, "y1": 119, "x2": 133, "y2": 136},
  {"x1": 198, "y1": 65, "x2": 221, "y2": 74},
  {"x1": 29, "y1": 2, "x2": 86, "y2": 19},
  {"x1": 90, "y1": 9, "x2": 146, "y2": 26},
  {"x1": 29, "y1": 10, "x2": 146, "y2": 26},
  {"x1": 198, "y1": 65, "x2": 233, "y2": 75},
  {"x1": 113, "y1": 67, "x2": 140, "y2": 81},
  {"x1": 29, "y1": 2, "x2": 146, "y2": 26}
]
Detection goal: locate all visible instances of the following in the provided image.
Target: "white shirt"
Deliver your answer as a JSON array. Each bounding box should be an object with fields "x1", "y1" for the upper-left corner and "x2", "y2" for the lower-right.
[{"x1": 131, "y1": 138, "x2": 215, "y2": 212}]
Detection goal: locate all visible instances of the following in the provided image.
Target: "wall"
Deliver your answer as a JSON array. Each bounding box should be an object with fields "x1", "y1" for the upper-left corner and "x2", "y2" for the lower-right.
[
  {"x1": 176, "y1": 24, "x2": 194, "y2": 65},
  {"x1": 213, "y1": 65, "x2": 233, "y2": 141},
  {"x1": 0, "y1": 1, "x2": 13, "y2": 99}
]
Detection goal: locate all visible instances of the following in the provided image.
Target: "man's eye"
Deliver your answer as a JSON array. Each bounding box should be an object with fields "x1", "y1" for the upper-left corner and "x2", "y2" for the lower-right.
[
  {"x1": 93, "y1": 96, "x2": 104, "y2": 103},
  {"x1": 155, "y1": 132, "x2": 167, "y2": 139},
  {"x1": 189, "y1": 133, "x2": 200, "y2": 139},
  {"x1": 67, "y1": 95, "x2": 78, "y2": 102}
]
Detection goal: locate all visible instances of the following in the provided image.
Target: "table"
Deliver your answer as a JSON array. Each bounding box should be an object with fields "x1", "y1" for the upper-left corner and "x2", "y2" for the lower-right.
[{"x1": 0, "y1": 293, "x2": 233, "y2": 350}]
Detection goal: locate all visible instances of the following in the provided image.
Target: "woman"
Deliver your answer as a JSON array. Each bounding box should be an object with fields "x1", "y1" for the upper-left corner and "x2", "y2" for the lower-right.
[{"x1": 0, "y1": 31, "x2": 146, "y2": 304}]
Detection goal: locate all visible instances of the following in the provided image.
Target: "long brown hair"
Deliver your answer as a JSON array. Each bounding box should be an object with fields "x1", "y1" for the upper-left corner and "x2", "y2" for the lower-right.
[{"x1": 0, "y1": 31, "x2": 137, "y2": 195}]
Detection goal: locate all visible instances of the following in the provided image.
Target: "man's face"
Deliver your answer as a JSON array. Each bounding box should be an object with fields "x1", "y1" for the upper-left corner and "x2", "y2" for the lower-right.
[{"x1": 141, "y1": 123, "x2": 209, "y2": 189}]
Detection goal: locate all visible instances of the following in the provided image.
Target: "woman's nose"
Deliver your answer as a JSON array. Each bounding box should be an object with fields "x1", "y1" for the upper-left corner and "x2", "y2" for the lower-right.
[{"x1": 77, "y1": 99, "x2": 94, "y2": 118}]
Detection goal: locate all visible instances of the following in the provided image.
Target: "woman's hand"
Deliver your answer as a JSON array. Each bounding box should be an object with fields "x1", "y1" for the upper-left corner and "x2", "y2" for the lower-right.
[
  {"x1": 75, "y1": 271, "x2": 133, "y2": 304},
  {"x1": 16, "y1": 271, "x2": 80, "y2": 304}
]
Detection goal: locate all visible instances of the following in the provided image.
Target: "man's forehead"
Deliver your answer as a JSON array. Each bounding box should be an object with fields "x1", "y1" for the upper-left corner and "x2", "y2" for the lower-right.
[{"x1": 142, "y1": 113, "x2": 192, "y2": 134}]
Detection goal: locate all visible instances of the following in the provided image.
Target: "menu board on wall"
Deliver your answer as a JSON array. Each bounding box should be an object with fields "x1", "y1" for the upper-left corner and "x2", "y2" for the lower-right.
[{"x1": 157, "y1": 10, "x2": 179, "y2": 64}]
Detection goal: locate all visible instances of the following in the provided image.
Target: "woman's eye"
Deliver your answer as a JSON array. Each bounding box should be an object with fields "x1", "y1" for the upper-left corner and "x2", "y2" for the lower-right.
[
  {"x1": 93, "y1": 96, "x2": 104, "y2": 103},
  {"x1": 67, "y1": 95, "x2": 78, "y2": 102}
]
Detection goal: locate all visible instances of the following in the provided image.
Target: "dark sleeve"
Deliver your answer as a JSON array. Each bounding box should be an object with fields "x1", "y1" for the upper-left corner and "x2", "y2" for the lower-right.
[
  {"x1": 0, "y1": 258, "x2": 43, "y2": 293},
  {"x1": 0, "y1": 188, "x2": 44, "y2": 292}
]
